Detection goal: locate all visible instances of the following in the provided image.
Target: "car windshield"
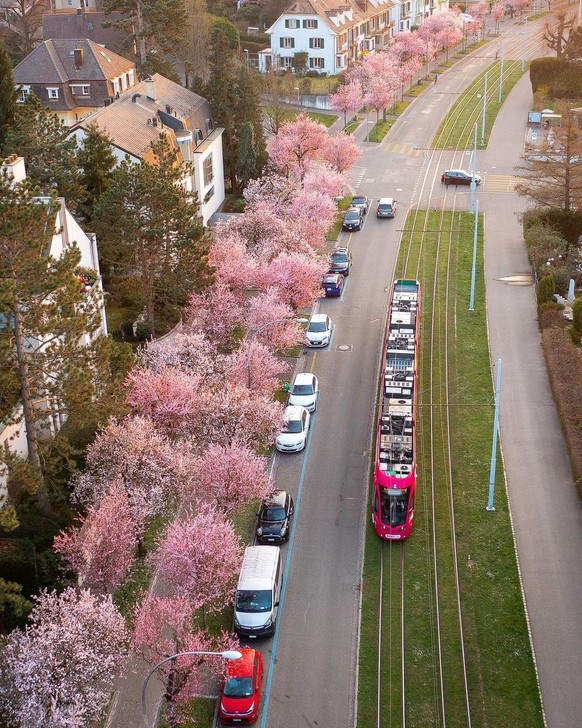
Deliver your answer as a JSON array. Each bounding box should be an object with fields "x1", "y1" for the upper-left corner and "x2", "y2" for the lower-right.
[
  {"x1": 331, "y1": 253, "x2": 347, "y2": 263},
  {"x1": 261, "y1": 506, "x2": 286, "y2": 521},
  {"x1": 352, "y1": 197, "x2": 365, "y2": 205},
  {"x1": 283, "y1": 419, "x2": 303, "y2": 434},
  {"x1": 308, "y1": 321, "x2": 327, "y2": 332},
  {"x1": 224, "y1": 676, "x2": 253, "y2": 698},
  {"x1": 292, "y1": 384, "x2": 313, "y2": 395},
  {"x1": 379, "y1": 205, "x2": 391, "y2": 211},
  {"x1": 345, "y1": 210, "x2": 359, "y2": 219},
  {"x1": 236, "y1": 589, "x2": 272, "y2": 612}
]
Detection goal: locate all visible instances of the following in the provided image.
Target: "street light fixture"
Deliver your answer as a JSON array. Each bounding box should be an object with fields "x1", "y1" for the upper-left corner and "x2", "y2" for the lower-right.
[
  {"x1": 294, "y1": 85, "x2": 301, "y2": 108},
  {"x1": 246, "y1": 317, "x2": 308, "y2": 388},
  {"x1": 142, "y1": 650, "x2": 242, "y2": 728}
]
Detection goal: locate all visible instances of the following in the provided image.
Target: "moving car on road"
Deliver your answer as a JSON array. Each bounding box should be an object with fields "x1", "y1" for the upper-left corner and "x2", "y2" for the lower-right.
[
  {"x1": 256, "y1": 490, "x2": 295, "y2": 543},
  {"x1": 306, "y1": 313, "x2": 333, "y2": 348},
  {"x1": 321, "y1": 273, "x2": 345, "y2": 297},
  {"x1": 441, "y1": 169, "x2": 481, "y2": 185},
  {"x1": 275, "y1": 406, "x2": 311, "y2": 453},
  {"x1": 218, "y1": 648, "x2": 263, "y2": 725},
  {"x1": 376, "y1": 197, "x2": 397, "y2": 218}
]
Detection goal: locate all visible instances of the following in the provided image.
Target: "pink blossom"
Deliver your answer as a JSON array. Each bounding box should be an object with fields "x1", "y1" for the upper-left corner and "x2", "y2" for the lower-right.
[
  {"x1": 0, "y1": 588, "x2": 128, "y2": 727},
  {"x1": 187, "y1": 282, "x2": 246, "y2": 347},
  {"x1": 320, "y1": 133, "x2": 361, "y2": 174},
  {"x1": 268, "y1": 113, "x2": 330, "y2": 181},
  {"x1": 261, "y1": 250, "x2": 328, "y2": 309},
  {"x1": 329, "y1": 80, "x2": 364, "y2": 127},
  {"x1": 149, "y1": 503, "x2": 243, "y2": 612}
]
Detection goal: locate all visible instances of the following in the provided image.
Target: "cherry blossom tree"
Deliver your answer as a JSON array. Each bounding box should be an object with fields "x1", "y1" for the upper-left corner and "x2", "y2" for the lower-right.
[
  {"x1": 329, "y1": 80, "x2": 364, "y2": 128},
  {"x1": 243, "y1": 171, "x2": 298, "y2": 211},
  {"x1": 188, "y1": 441, "x2": 273, "y2": 514},
  {"x1": 492, "y1": 2, "x2": 505, "y2": 33},
  {"x1": 302, "y1": 166, "x2": 348, "y2": 201},
  {"x1": 0, "y1": 588, "x2": 128, "y2": 728},
  {"x1": 268, "y1": 114, "x2": 330, "y2": 181},
  {"x1": 139, "y1": 331, "x2": 228, "y2": 385},
  {"x1": 134, "y1": 594, "x2": 238, "y2": 728},
  {"x1": 226, "y1": 340, "x2": 282, "y2": 394},
  {"x1": 54, "y1": 487, "x2": 138, "y2": 593},
  {"x1": 389, "y1": 30, "x2": 427, "y2": 63},
  {"x1": 261, "y1": 250, "x2": 328, "y2": 309},
  {"x1": 73, "y1": 416, "x2": 182, "y2": 529},
  {"x1": 243, "y1": 288, "x2": 304, "y2": 347},
  {"x1": 365, "y1": 75, "x2": 398, "y2": 121},
  {"x1": 321, "y1": 133, "x2": 362, "y2": 174},
  {"x1": 187, "y1": 282, "x2": 246, "y2": 349},
  {"x1": 149, "y1": 503, "x2": 243, "y2": 613}
]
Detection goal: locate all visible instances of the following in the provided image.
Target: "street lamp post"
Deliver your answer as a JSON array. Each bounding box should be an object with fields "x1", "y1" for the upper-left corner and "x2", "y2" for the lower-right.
[
  {"x1": 480, "y1": 71, "x2": 488, "y2": 146},
  {"x1": 142, "y1": 650, "x2": 242, "y2": 728},
  {"x1": 246, "y1": 318, "x2": 308, "y2": 388},
  {"x1": 294, "y1": 85, "x2": 301, "y2": 108}
]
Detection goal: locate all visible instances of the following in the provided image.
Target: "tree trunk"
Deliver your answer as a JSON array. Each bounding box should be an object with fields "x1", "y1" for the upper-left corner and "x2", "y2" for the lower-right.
[
  {"x1": 12, "y1": 301, "x2": 49, "y2": 510},
  {"x1": 136, "y1": 0, "x2": 147, "y2": 67}
]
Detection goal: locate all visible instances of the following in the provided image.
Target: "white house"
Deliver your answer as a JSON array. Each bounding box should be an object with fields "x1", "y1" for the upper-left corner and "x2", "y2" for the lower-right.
[
  {"x1": 258, "y1": 0, "x2": 449, "y2": 74},
  {"x1": 0, "y1": 154, "x2": 108, "y2": 500},
  {"x1": 69, "y1": 74, "x2": 225, "y2": 226}
]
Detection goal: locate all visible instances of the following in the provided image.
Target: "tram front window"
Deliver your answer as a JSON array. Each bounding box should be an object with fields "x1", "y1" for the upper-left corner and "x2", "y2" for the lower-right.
[{"x1": 380, "y1": 489, "x2": 408, "y2": 527}]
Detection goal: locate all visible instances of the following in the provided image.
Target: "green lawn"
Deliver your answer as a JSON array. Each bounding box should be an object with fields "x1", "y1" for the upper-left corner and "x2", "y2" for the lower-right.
[
  {"x1": 433, "y1": 60, "x2": 529, "y2": 149},
  {"x1": 358, "y1": 211, "x2": 544, "y2": 728}
]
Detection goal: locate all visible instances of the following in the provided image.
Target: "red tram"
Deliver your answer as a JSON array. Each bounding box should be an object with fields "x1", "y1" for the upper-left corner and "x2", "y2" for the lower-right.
[{"x1": 372, "y1": 279, "x2": 420, "y2": 540}]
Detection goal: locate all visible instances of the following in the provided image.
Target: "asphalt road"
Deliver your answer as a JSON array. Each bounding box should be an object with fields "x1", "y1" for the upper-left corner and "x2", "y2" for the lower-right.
[{"x1": 260, "y1": 18, "x2": 582, "y2": 728}]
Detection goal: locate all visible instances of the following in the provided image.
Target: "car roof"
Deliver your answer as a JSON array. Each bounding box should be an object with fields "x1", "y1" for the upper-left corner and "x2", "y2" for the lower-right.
[
  {"x1": 293, "y1": 372, "x2": 314, "y2": 384},
  {"x1": 332, "y1": 247, "x2": 348, "y2": 254},
  {"x1": 351, "y1": 195, "x2": 367, "y2": 201},
  {"x1": 445, "y1": 169, "x2": 470, "y2": 175},
  {"x1": 226, "y1": 648, "x2": 257, "y2": 677},
  {"x1": 378, "y1": 197, "x2": 394, "y2": 204},
  {"x1": 309, "y1": 313, "x2": 329, "y2": 324},
  {"x1": 283, "y1": 405, "x2": 306, "y2": 419},
  {"x1": 264, "y1": 490, "x2": 287, "y2": 508},
  {"x1": 345, "y1": 207, "x2": 359, "y2": 213},
  {"x1": 323, "y1": 273, "x2": 341, "y2": 282}
]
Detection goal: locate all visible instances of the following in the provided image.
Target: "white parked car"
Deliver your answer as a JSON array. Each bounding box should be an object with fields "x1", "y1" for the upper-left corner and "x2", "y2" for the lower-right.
[
  {"x1": 275, "y1": 406, "x2": 311, "y2": 452},
  {"x1": 288, "y1": 372, "x2": 319, "y2": 413},
  {"x1": 306, "y1": 314, "x2": 332, "y2": 348}
]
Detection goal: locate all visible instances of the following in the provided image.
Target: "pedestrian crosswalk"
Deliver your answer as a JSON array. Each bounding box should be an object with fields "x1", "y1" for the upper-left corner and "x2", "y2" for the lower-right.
[
  {"x1": 382, "y1": 142, "x2": 424, "y2": 156},
  {"x1": 485, "y1": 175, "x2": 521, "y2": 193}
]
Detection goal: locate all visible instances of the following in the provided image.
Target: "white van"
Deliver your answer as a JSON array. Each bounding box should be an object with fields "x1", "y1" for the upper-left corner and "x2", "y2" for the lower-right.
[
  {"x1": 234, "y1": 546, "x2": 281, "y2": 638},
  {"x1": 376, "y1": 197, "x2": 396, "y2": 218}
]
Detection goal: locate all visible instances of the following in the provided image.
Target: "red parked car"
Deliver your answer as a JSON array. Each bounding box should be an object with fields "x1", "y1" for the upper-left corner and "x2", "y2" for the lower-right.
[{"x1": 219, "y1": 648, "x2": 263, "y2": 725}]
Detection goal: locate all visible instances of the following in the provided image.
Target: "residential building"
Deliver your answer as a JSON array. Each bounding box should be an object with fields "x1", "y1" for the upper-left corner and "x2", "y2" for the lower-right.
[
  {"x1": 13, "y1": 38, "x2": 136, "y2": 126},
  {"x1": 0, "y1": 154, "x2": 107, "y2": 498},
  {"x1": 69, "y1": 74, "x2": 225, "y2": 225},
  {"x1": 42, "y1": 0, "x2": 130, "y2": 51},
  {"x1": 258, "y1": 0, "x2": 449, "y2": 74}
]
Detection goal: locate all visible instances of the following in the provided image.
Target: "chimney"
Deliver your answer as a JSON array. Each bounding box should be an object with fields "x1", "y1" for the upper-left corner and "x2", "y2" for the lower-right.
[
  {"x1": 144, "y1": 76, "x2": 156, "y2": 101},
  {"x1": 74, "y1": 47, "x2": 84, "y2": 69},
  {"x1": 1, "y1": 155, "x2": 26, "y2": 186}
]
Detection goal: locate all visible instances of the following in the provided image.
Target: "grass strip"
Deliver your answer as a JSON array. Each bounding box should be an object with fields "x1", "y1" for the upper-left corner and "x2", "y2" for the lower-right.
[
  {"x1": 432, "y1": 61, "x2": 528, "y2": 149},
  {"x1": 358, "y1": 210, "x2": 544, "y2": 727}
]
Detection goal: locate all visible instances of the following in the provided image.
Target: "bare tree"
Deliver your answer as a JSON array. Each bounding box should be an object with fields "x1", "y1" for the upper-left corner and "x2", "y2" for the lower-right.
[
  {"x1": 261, "y1": 69, "x2": 295, "y2": 135},
  {"x1": 1, "y1": 0, "x2": 49, "y2": 57},
  {"x1": 543, "y1": 11, "x2": 575, "y2": 58},
  {"x1": 515, "y1": 106, "x2": 582, "y2": 213}
]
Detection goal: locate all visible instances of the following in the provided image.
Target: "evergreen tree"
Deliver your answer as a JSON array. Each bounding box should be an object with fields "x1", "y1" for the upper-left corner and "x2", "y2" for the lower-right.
[
  {"x1": 0, "y1": 43, "x2": 17, "y2": 154},
  {"x1": 77, "y1": 122, "x2": 117, "y2": 224},
  {"x1": 233, "y1": 63, "x2": 267, "y2": 183},
  {"x1": 92, "y1": 135, "x2": 212, "y2": 331},
  {"x1": 237, "y1": 121, "x2": 259, "y2": 188},
  {"x1": 3, "y1": 95, "x2": 85, "y2": 210},
  {"x1": 0, "y1": 176, "x2": 103, "y2": 506}
]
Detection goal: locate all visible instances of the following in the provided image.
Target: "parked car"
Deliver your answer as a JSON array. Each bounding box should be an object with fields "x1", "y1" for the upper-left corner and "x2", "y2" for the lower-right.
[
  {"x1": 288, "y1": 372, "x2": 319, "y2": 412},
  {"x1": 218, "y1": 647, "x2": 263, "y2": 725},
  {"x1": 526, "y1": 153, "x2": 581, "y2": 164},
  {"x1": 376, "y1": 197, "x2": 396, "y2": 218},
  {"x1": 306, "y1": 313, "x2": 333, "y2": 348},
  {"x1": 256, "y1": 490, "x2": 295, "y2": 542},
  {"x1": 329, "y1": 247, "x2": 352, "y2": 277},
  {"x1": 350, "y1": 195, "x2": 369, "y2": 214},
  {"x1": 275, "y1": 405, "x2": 311, "y2": 453},
  {"x1": 342, "y1": 206, "x2": 364, "y2": 231},
  {"x1": 441, "y1": 169, "x2": 481, "y2": 185},
  {"x1": 322, "y1": 273, "x2": 345, "y2": 297}
]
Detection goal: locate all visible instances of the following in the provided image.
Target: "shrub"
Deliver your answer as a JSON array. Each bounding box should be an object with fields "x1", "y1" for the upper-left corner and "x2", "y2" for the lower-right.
[
  {"x1": 551, "y1": 267, "x2": 570, "y2": 297},
  {"x1": 537, "y1": 274, "x2": 555, "y2": 305},
  {"x1": 134, "y1": 321, "x2": 153, "y2": 340},
  {"x1": 0, "y1": 539, "x2": 37, "y2": 593},
  {"x1": 572, "y1": 296, "x2": 582, "y2": 335}
]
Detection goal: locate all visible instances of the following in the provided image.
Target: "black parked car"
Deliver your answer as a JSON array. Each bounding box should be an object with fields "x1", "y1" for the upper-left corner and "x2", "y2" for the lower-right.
[
  {"x1": 329, "y1": 247, "x2": 352, "y2": 277},
  {"x1": 342, "y1": 206, "x2": 364, "y2": 231},
  {"x1": 441, "y1": 169, "x2": 481, "y2": 185},
  {"x1": 256, "y1": 490, "x2": 295, "y2": 543}
]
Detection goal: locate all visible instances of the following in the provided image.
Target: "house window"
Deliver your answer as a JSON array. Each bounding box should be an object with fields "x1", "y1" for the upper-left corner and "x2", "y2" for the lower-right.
[
  {"x1": 309, "y1": 38, "x2": 324, "y2": 49},
  {"x1": 309, "y1": 57, "x2": 325, "y2": 69},
  {"x1": 47, "y1": 88, "x2": 59, "y2": 99},
  {"x1": 203, "y1": 154, "x2": 213, "y2": 187},
  {"x1": 70, "y1": 85, "x2": 90, "y2": 96},
  {"x1": 16, "y1": 85, "x2": 30, "y2": 103},
  {"x1": 280, "y1": 56, "x2": 293, "y2": 69},
  {"x1": 203, "y1": 186, "x2": 214, "y2": 204},
  {"x1": 303, "y1": 19, "x2": 318, "y2": 29},
  {"x1": 336, "y1": 56, "x2": 345, "y2": 68},
  {"x1": 285, "y1": 18, "x2": 300, "y2": 28},
  {"x1": 280, "y1": 37, "x2": 295, "y2": 49}
]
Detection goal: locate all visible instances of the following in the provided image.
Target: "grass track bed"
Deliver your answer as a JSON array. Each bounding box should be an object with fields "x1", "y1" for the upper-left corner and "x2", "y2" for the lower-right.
[{"x1": 358, "y1": 211, "x2": 544, "y2": 728}]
